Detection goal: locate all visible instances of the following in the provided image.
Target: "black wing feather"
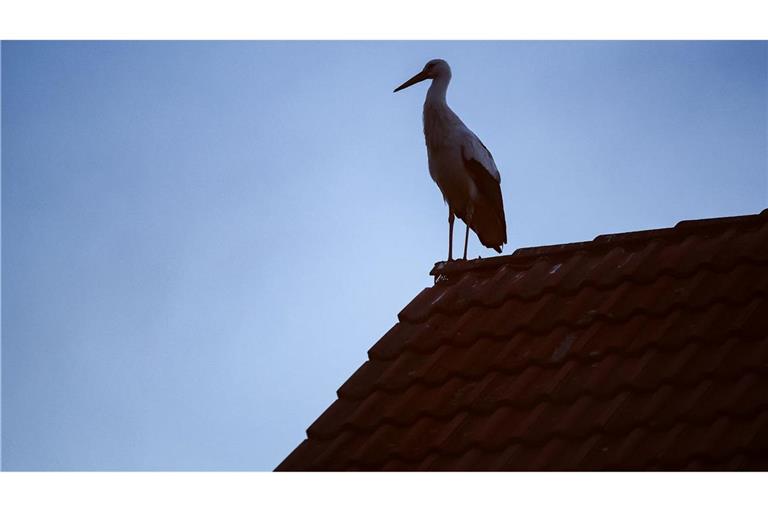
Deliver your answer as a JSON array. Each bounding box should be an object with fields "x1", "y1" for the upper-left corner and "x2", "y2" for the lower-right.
[{"x1": 462, "y1": 157, "x2": 507, "y2": 252}]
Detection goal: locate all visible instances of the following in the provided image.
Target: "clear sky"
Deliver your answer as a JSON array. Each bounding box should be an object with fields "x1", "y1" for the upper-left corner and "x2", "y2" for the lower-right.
[{"x1": 2, "y1": 41, "x2": 766, "y2": 470}]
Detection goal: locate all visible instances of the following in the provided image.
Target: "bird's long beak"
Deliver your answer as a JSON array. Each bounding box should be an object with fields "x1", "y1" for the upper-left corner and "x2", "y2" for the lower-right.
[{"x1": 393, "y1": 70, "x2": 428, "y2": 93}]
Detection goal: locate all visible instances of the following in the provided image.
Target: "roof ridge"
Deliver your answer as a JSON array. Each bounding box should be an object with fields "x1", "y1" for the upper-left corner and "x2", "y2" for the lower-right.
[
  {"x1": 414, "y1": 250, "x2": 767, "y2": 326},
  {"x1": 430, "y1": 208, "x2": 768, "y2": 279}
]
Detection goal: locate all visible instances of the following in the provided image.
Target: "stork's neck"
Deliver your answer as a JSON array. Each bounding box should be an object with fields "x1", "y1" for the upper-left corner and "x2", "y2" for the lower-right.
[{"x1": 425, "y1": 72, "x2": 451, "y2": 107}]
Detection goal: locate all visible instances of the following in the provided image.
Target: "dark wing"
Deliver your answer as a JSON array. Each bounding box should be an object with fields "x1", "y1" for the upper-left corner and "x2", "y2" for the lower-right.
[{"x1": 461, "y1": 134, "x2": 507, "y2": 252}]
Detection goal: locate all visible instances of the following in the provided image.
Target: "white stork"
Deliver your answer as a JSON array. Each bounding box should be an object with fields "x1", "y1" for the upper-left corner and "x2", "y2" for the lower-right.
[{"x1": 394, "y1": 59, "x2": 507, "y2": 261}]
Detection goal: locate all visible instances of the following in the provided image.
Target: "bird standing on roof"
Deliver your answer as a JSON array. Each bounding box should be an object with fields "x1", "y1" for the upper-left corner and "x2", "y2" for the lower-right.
[{"x1": 394, "y1": 59, "x2": 507, "y2": 261}]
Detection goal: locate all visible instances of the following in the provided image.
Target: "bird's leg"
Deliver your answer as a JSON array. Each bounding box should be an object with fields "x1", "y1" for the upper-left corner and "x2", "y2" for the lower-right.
[
  {"x1": 463, "y1": 223, "x2": 470, "y2": 260},
  {"x1": 448, "y1": 211, "x2": 455, "y2": 261}
]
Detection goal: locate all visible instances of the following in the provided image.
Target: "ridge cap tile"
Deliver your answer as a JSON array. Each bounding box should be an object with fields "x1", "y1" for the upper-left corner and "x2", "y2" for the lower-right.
[{"x1": 430, "y1": 208, "x2": 767, "y2": 280}]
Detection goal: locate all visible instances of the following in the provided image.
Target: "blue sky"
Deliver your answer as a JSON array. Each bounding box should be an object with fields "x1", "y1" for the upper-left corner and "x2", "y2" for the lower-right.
[{"x1": 2, "y1": 41, "x2": 766, "y2": 470}]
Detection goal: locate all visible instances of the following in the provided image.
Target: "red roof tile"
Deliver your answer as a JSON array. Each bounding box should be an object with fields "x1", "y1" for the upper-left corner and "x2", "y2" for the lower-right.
[{"x1": 277, "y1": 209, "x2": 768, "y2": 470}]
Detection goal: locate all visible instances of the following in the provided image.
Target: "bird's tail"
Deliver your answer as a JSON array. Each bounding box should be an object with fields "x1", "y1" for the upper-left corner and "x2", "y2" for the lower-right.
[
  {"x1": 462, "y1": 157, "x2": 508, "y2": 253},
  {"x1": 469, "y1": 198, "x2": 507, "y2": 253}
]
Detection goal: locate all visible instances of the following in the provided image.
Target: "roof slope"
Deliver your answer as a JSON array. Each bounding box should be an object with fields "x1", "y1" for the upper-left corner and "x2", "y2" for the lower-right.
[{"x1": 277, "y1": 209, "x2": 768, "y2": 470}]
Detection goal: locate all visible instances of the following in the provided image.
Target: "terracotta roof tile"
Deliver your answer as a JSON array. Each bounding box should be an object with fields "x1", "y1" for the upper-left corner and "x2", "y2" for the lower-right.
[{"x1": 277, "y1": 208, "x2": 768, "y2": 470}]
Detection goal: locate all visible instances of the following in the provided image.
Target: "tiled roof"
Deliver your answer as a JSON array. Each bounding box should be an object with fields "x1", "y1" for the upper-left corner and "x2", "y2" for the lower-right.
[{"x1": 277, "y1": 209, "x2": 768, "y2": 470}]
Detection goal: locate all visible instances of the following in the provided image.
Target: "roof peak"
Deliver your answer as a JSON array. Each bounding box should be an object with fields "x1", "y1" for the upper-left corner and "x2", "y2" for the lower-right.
[{"x1": 431, "y1": 208, "x2": 768, "y2": 280}]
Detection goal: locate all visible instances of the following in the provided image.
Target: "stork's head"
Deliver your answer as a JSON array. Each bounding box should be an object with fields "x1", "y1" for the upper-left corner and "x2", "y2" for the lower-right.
[{"x1": 393, "y1": 59, "x2": 451, "y2": 92}]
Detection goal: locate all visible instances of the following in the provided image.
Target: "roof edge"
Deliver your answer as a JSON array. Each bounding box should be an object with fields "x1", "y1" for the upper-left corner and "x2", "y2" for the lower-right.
[{"x1": 430, "y1": 208, "x2": 768, "y2": 280}]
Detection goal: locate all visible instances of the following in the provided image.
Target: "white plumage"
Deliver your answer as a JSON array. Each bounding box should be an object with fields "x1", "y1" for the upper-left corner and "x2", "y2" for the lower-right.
[{"x1": 395, "y1": 59, "x2": 507, "y2": 261}]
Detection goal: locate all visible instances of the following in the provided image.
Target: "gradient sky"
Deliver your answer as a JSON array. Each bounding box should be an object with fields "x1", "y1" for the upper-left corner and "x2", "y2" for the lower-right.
[{"x1": 2, "y1": 41, "x2": 766, "y2": 470}]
